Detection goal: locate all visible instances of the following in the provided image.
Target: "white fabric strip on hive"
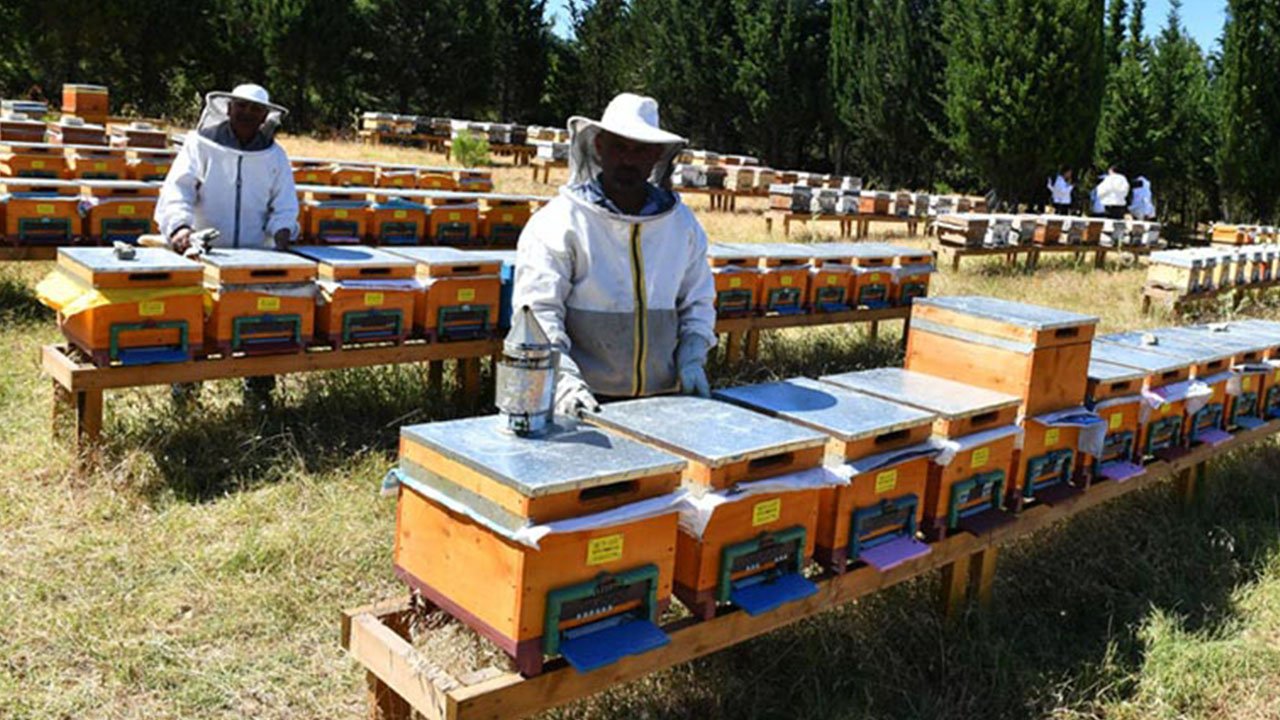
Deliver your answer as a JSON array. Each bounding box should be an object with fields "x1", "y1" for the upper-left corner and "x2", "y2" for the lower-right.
[
  {"x1": 1140, "y1": 379, "x2": 1213, "y2": 421},
  {"x1": 676, "y1": 465, "x2": 851, "y2": 539},
  {"x1": 843, "y1": 441, "x2": 940, "y2": 476},
  {"x1": 931, "y1": 425, "x2": 1023, "y2": 467},
  {"x1": 1023, "y1": 406, "x2": 1107, "y2": 458}
]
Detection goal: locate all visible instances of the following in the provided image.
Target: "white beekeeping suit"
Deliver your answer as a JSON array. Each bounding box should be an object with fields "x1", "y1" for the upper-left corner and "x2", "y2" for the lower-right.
[
  {"x1": 155, "y1": 84, "x2": 299, "y2": 249},
  {"x1": 1129, "y1": 176, "x2": 1156, "y2": 220}
]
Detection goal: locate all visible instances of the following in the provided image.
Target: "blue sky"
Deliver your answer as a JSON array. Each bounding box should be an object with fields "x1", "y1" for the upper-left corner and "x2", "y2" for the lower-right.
[{"x1": 544, "y1": 0, "x2": 1226, "y2": 52}]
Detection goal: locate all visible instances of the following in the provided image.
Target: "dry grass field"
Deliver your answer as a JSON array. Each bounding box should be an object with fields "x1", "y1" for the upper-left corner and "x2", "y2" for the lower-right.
[{"x1": 1, "y1": 138, "x2": 1279, "y2": 719}]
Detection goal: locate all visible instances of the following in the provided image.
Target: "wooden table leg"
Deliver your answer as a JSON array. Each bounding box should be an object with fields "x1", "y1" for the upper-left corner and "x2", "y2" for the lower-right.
[
  {"x1": 1094, "y1": 249, "x2": 1107, "y2": 269},
  {"x1": 1141, "y1": 294, "x2": 1153, "y2": 315},
  {"x1": 76, "y1": 389, "x2": 103, "y2": 447},
  {"x1": 783, "y1": 216, "x2": 791, "y2": 238},
  {"x1": 765, "y1": 216, "x2": 774, "y2": 235},
  {"x1": 745, "y1": 330, "x2": 761, "y2": 360},
  {"x1": 726, "y1": 331, "x2": 743, "y2": 365},
  {"x1": 939, "y1": 552, "x2": 973, "y2": 622},
  {"x1": 461, "y1": 358, "x2": 482, "y2": 399},
  {"x1": 868, "y1": 321, "x2": 879, "y2": 340},
  {"x1": 969, "y1": 546, "x2": 1000, "y2": 610},
  {"x1": 428, "y1": 360, "x2": 444, "y2": 392},
  {"x1": 51, "y1": 381, "x2": 73, "y2": 439},
  {"x1": 951, "y1": 250, "x2": 962, "y2": 272}
]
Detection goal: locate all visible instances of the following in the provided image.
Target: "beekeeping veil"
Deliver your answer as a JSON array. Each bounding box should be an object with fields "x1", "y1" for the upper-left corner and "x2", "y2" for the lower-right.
[
  {"x1": 566, "y1": 93, "x2": 687, "y2": 189},
  {"x1": 196, "y1": 83, "x2": 288, "y2": 151}
]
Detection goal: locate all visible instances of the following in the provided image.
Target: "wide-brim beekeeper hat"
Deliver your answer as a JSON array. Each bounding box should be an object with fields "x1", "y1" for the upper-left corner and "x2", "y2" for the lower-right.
[
  {"x1": 196, "y1": 83, "x2": 289, "y2": 146},
  {"x1": 206, "y1": 83, "x2": 289, "y2": 116},
  {"x1": 567, "y1": 93, "x2": 687, "y2": 187}
]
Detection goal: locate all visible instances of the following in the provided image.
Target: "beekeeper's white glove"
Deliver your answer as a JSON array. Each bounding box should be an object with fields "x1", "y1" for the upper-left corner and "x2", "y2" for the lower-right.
[
  {"x1": 555, "y1": 373, "x2": 600, "y2": 418},
  {"x1": 676, "y1": 339, "x2": 712, "y2": 398}
]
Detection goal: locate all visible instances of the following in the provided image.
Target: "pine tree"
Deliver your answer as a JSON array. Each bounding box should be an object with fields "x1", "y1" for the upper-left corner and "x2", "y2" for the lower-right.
[
  {"x1": 566, "y1": 0, "x2": 642, "y2": 116},
  {"x1": 491, "y1": 0, "x2": 553, "y2": 122},
  {"x1": 1106, "y1": 0, "x2": 1128, "y2": 67},
  {"x1": 830, "y1": 0, "x2": 946, "y2": 188},
  {"x1": 1217, "y1": 0, "x2": 1280, "y2": 222},
  {"x1": 942, "y1": 0, "x2": 1106, "y2": 205},
  {"x1": 1095, "y1": 0, "x2": 1157, "y2": 177}
]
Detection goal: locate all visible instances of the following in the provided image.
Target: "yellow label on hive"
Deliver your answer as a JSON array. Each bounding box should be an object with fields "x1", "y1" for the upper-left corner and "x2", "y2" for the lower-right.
[
  {"x1": 448, "y1": 212, "x2": 461, "y2": 221},
  {"x1": 305, "y1": 173, "x2": 318, "y2": 181},
  {"x1": 827, "y1": 275, "x2": 839, "y2": 285},
  {"x1": 457, "y1": 288, "x2": 476, "y2": 302},
  {"x1": 1045, "y1": 428, "x2": 1060, "y2": 446},
  {"x1": 586, "y1": 534, "x2": 624, "y2": 565},
  {"x1": 138, "y1": 300, "x2": 165, "y2": 316},
  {"x1": 119, "y1": 205, "x2": 135, "y2": 216},
  {"x1": 501, "y1": 213, "x2": 513, "y2": 222},
  {"x1": 1160, "y1": 403, "x2": 1171, "y2": 414},
  {"x1": 752, "y1": 498, "x2": 782, "y2": 526},
  {"x1": 1243, "y1": 377, "x2": 1254, "y2": 391},
  {"x1": 36, "y1": 204, "x2": 54, "y2": 215},
  {"x1": 1110, "y1": 412, "x2": 1123, "y2": 430},
  {"x1": 31, "y1": 160, "x2": 44, "y2": 169},
  {"x1": 875, "y1": 469, "x2": 898, "y2": 494},
  {"x1": 970, "y1": 447, "x2": 990, "y2": 469},
  {"x1": 94, "y1": 161, "x2": 107, "y2": 171},
  {"x1": 335, "y1": 210, "x2": 349, "y2": 219},
  {"x1": 870, "y1": 273, "x2": 880, "y2": 282},
  {"x1": 364, "y1": 292, "x2": 384, "y2": 307},
  {"x1": 393, "y1": 210, "x2": 408, "y2": 219},
  {"x1": 257, "y1": 296, "x2": 281, "y2": 312},
  {"x1": 729, "y1": 277, "x2": 742, "y2": 288},
  {"x1": 780, "y1": 276, "x2": 793, "y2": 286}
]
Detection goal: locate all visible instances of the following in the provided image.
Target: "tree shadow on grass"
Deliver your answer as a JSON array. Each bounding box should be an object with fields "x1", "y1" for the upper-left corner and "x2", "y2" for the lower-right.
[
  {"x1": 105, "y1": 361, "x2": 495, "y2": 503},
  {"x1": 548, "y1": 442, "x2": 1280, "y2": 720},
  {"x1": 0, "y1": 271, "x2": 53, "y2": 325}
]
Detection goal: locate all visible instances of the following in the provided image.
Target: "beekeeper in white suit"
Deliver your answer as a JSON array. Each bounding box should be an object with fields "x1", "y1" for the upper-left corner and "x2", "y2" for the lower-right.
[
  {"x1": 155, "y1": 83, "x2": 299, "y2": 408},
  {"x1": 156, "y1": 83, "x2": 299, "y2": 253},
  {"x1": 1129, "y1": 176, "x2": 1156, "y2": 220},
  {"x1": 514, "y1": 92, "x2": 717, "y2": 418}
]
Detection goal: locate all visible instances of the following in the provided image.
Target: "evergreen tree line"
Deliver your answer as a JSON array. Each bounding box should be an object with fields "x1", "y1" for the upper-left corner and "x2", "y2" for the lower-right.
[{"x1": 0, "y1": 0, "x2": 1277, "y2": 225}]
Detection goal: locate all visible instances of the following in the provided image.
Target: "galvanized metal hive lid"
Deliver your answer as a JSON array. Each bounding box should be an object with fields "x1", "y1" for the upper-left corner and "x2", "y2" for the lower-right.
[
  {"x1": 289, "y1": 245, "x2": 414, "y2": 268},
  {"x1": 384, "y1": 246, "x2": 479, "y2": 266},
  {"x1": 706, "y1": 243, "x2": 762, "y2": 260},
  {"x1": 457, "y1": 249, "x2": 517, "y2": 264},
  {"x1": 591, "y1": 396, "x2": 827, "y2": 468},
  {"x1": 844, "y1": 243, "x2": 902, "y2": 260},
  {"x1": 400, "y1": 414, "x2": 687, "y2": 498},
  {"x1": 750, "y1": 243, "x2": 815, "y2": 260},
  {"x1": 1089, "y1": 341, "x2": 1190, "y2": 374},
  {"x1": 1157, "y1": 326, "x2": 1272, "y2": 355},
  {"x1": 200, "y1": 248, "x2": 316, "y2": 270},
  {"x1": 1231, "y1": 319, "x2": 1280, "y2": 339},
  {"x1": 59, "y1": 246, "x2": 202, "y2": 274},
  {"x1": 1087, "y1": 359, "x2": 1148, "y2": 384},
  {"x1": 819, "y1": 367, "x2": 1020, "y2": 419},
  {"x1": 1099, "y1": 331, "x2": 1235, "y2": 364},
  {"x1": 914, "y1": 296, "x2": 1098, "y2": 331},
  {"x1": 713, "y1": 377, "x2": 936, "y2": 442}
]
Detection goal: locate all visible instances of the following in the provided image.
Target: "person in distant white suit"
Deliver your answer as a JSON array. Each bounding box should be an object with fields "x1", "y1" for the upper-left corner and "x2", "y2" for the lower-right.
[
  {"x1": 1129, "y1": 176, "x2": 1156, "y2": 220},
  {"x1": 1095, "y1": 166, "x2": 1130, "y2": 220},
  {"x1": 1047, "y1": 166, "x2": 1074, "y2": 215}
]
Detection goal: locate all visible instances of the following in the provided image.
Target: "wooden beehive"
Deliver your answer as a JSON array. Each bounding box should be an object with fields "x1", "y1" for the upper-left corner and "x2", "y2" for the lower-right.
[
  {"x1": 1157, "y1": 326, "x2": 1273, "y2": 430},
  {"x1": 905, "y1": 296, "x2": 1099, "y2": 417},
  {"x1": 65, "y1": 146, "x2": 127, "y2": 180},
  {"x1": 61, "y1": 84, "x2": 109, "y2": 125},
  {"x1": 934, "y1": 214, "x2": 988, "y2": 247},
  {"x1": 1089, "y1": 341, "x2": 1193, "y2": 459},
  {"x1": 4, "y1": 192, "x2": 81, "y2": 244},
  {"x1": 858, "y1": 190, "x2": 890, "y2": 215},
  {"x1": 1033, "y1": 216, "x2": 1064, "y2": 245},
  {"x1": 291, "y1": 245, "x2": 416, "y2": 348},
  {"x1": 293, "y1": 163, "x2": 330, "y2": 186},
  {"x1": 201, "y1": 249, "x2": 317, "y2": 356},
  {"x1": 53, "y1": 247, "x2": 204, "y2": 365},
  {"x1": 820, "y1": 368, "x2": 1021, "y2": 539},
  {"x1": 590, "y1": 396, "x2": 826, "y2": 621},
  {"x1": 0, "y1": 145, "x2": 68, "y2": 178},
  {"x1": 479, "y1": 200, "x2": 532, "y2": 247},
  {"x1": 368, "y1": 198, "x2": 427, "y2": 246},
  {"x1": 126, "y1": 150, "x2": 173, "y2": 181},
  {"x1": 386, "y1": 246, "x2": 501, "y2": 341},
  {"x1": 1086, "y1": 359, "x2": 1147, "y2": 481},
  {"x1": 804, "y1": 245, "x2": 854, "y2": 312},
  {"x1": 49, "y1": 117, "x2": 107, "y2": 146},
  {"x1": 85, "y1": 196, "x2": 157, "y2": 244},
  {"x1": 715, "y1": 378, "x2": 937, "y2": 574},
  {"x1": 706, "y1": 243, "x2": 762, "y2": 317},
  {"x1": 427, "y1": 202, "x2": 480, "y2": 246},
  {"x1": 416, "y1": 171, "x2": 457, "y2": 191},
  {"x1": 375, "y1": 168, "x2": 417, "y2": 189},
  {"x1": 0, "y1": 114, "x2": 47, "y2": 143},
  {"x1": 1210, "y1": 224, "x2": 1249, "y2": 246},
  {"x1": 395, "y1": 415, "x2": 686, "y2": 676},
  {"x1": 1147, "y1": 251, "x2": 1205, "y2": 293},
  {"x1": 330, "y1": 164, "x2": 374, "y2": 187},
  {"x1": 304, "y1": 199, "x2": 368, "y2": 244},
  {"x1": 754, "y1": 243, "x2": 810, "y2": 315},
  {"x1": 108, "y1": 122, "x2": 167, "y2": 149}
]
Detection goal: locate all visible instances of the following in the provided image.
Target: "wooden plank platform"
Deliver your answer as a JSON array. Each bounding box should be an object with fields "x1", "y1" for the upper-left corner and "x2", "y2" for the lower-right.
[
  {"x1": 678, "y1": 187, "x2": 741, "y2": 212},
  {"x1": 934, "y1": 241, "x2": 1155, "y2": 273},
  {"x1": 341, "y1": 419, "x2": 1280, "y2": 720},
  {"x1": 530, "y1": 157, "x2": 567, "y2": 184},
  {"x1": 765, "y1": 212, "x2": 921, "y2": 239},
  {"x1": 1140, "y1": 279, "x2": 1280, "y2": 315}
]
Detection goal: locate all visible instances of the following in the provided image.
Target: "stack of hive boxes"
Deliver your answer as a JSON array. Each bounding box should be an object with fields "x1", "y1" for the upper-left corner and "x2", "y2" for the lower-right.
[{"x1": 903, "y1": 297, "x2": 1104, "y2": 510}]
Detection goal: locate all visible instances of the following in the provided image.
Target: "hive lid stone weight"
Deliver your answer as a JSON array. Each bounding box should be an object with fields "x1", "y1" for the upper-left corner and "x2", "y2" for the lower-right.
[{"x1": 496, "y1": 306, "x2": 560, "y2": 436}]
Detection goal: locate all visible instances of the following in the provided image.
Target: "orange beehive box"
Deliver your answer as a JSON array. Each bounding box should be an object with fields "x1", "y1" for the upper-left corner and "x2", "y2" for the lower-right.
[
  {"x1": 1210, "y1": 224, "x2": 1250, "y2": 246},
  {"x1": 754, "y1": 243, "x2": 810, "y2": 315},
  {"x1": 393, "y1": 415, "x2": 687, "y2": 675},
  {"x1": 292, "y1": 163, "x2": 330, "y2": 186},
  {"x1": 934, "y1": 214, "x2": 989, "y2": 247},
  {"x1": 480, "y1": 200, "x2": 532, "y2": 247},
  {"x1": 0, "y1": 114, "x2": 47, "y2": 143},
  {"x1": 1010, "y1": 415, "x2": 1095, "y2": 511},
  {"x1": 1233, "y1": 319, "x2": 1280, "y2": 418},
  {"x1": 292, "y1": 245, "x2": 416, "y2": 348},
  {"x1": 847, "y1": 243, "x2": 899, "y2": 308},
  {"x1": 1086, "y1": 359, "x2": 1150, "y2": 482},
  {"x1": 368, "y1": 198, "x2": 427, "y2": 246},
  {"x1": 591, "y1": 396, "x2": 828, "y2": 621},
  {"x1": 66, "y1": 147, "x2": 127, "y2": 180},
  {"x1": 805, "y1": 245, "x2": 857, "y2": 312},
  {"x1": 49, "y1": 246, "x2": 204, "y2": 366},
  {"x1": 0, "y1": 147, "x2": 68, "y2": 178},
  {"x1": 108, "y1": 122, "x2": 167, "y2": 149},
  {"x1": 706, "y1": 243, "x2": 762, "y2": 317},
  {"x1": 1156, "y1": 326, "x2": 1275, "y2": 431},
  {"x1": 387, "y1": 246, "x2": 501, "y2": 341},
  {"x1": 715, "y1": 378, "x2": 938, "y2": 574},
  {"x1": 85, "y1": 196, "x2": 157, "y2": 244},
  {"x1": 427, "y1": 202, "x2": 480, "y2": 246},
  {"x1": 891, "y1": 264, "x2": 933, "y2": 306},
  {"x1": 303, "y1": 199, "x2": 369, "y2": 244},
  {"x1": 454, "y1": 169, "x2": 494, "y2": 193},
  {"x1": 126, "y1": 149, "x2": 173, "y2": 181},
  {"x1": 200, "y1": 249, "x2": 317, "y2": 356},
  {"x1": 4, "y1": 192, "x2": 81, "y2": 245},
  {"x1": 49, "y1": 117, "x2": 107, "y2": 146},
  {"x1": 416, "y1": 171, "x2": 457, "y2": 191},
  {"x1": 376, "y1": 168, "x2": 417, "y2": 189},
  {"x1": 330, "y1": 164, "x2": 375, "y2": 187},
  {"x1": 1098, "y1": 331, "x2": 1235, "y2": 447},
  {"x1": 1033, "y1": 216, "x2": 1064, "y2": 245},
  {"x1": 858, "y1": 191, "x2": 890, "y2": 214},
  {"x1": 905, "y1": 296, "x2": 1099, "y2": 417},
  {"x1": 821, "y1": 369, "x2": 1021, "y2": 539},
  {"x1": 61, "y1": 84, "x2": 109, "y2": 124}
]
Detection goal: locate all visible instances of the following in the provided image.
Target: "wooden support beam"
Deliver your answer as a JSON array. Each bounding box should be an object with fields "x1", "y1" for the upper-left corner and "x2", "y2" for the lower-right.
[
  {"x1": 939, "y1": 552, "x2": 973, "y2": 622},
  {"x1": 969, "y1": 546, "x2": 1000, "y2": 610},
  {"x1": 745, "y1": 329, "x2": 761, "y2": 361}
]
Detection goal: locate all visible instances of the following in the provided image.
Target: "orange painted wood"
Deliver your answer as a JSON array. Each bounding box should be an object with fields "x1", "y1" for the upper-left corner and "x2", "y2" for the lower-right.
[
  {"x1": 933, "y1": 404, "x2": 1020, "y2": 440},
  {"x1": 816, "y1": 455, "x2": 930, "y2": 557},
  {"x1": 60, "y1": 293, "x2": 204, "y2": 358},
  {"x1": 204, "y1": 290, "x2": 315, "y2": 351},
  {"x1": 314, "y1": 286, "x2": 415, "y2": 344},
  {"x1": 4, "y1": 196, "x2": 82, "y2": 241},
  {"x1": 923, "y1": 433, "x2": 1017, "y2": 527},
  {"x1": 685, "y1": 445, "x2": 826, "y2": 490}
]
